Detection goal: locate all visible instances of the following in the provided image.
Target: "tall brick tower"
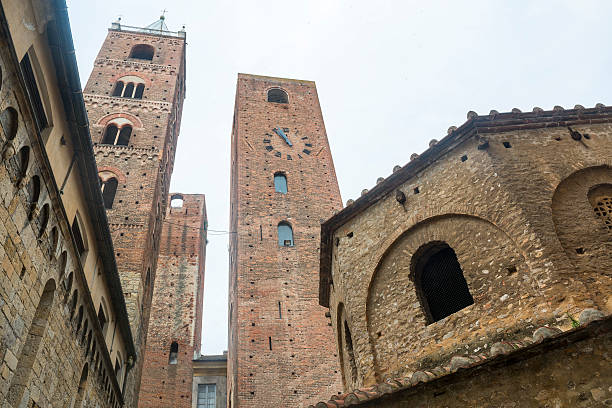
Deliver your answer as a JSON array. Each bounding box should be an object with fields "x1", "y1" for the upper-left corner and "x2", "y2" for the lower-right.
[
  {"x1": 139, "y1": 194, "x2": 207, "y2": 407},
  {"x1": 228, "y1": 74, "x2": 344, "y2": 406},
  {"x1": 83, "y1": 17, "x2": 186, "y2": 406}
]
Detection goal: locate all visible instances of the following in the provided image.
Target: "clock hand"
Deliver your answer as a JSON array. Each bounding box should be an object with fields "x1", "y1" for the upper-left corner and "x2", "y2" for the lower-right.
[{"x1": 274, "y1": 127, "x2": 293, "y2": 147}]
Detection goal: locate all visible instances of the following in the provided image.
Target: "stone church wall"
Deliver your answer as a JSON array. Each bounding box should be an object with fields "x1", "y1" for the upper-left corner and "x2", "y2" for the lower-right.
[{"x1": 322, "y1": 108, "x2": 612, "y2": 389}]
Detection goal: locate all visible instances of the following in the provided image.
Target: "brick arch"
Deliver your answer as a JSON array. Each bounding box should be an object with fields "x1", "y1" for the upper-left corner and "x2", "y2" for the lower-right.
[
  {"x1": 111, "y1": 71, "x2": 151, "y2": 87},
  {"x1": 551, "y1": 165, "x2": 612, "y2": 309},
  {"x1": 97, "y1": 166, "x2": 126, "y2": 183},
  {"x1": 364, "y1": 213, "x2": 530, "y2": 381},
  {"x1": 97, "y1": 112, "x2": 143, "y2": 129}
]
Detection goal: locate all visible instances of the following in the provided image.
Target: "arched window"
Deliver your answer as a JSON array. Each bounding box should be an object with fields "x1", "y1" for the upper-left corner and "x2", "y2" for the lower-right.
[
  {"x1": 72, "y1": 213, "x2": 88, "y2": 262},
  {"x1": 134, "y1": 83, "x2": 145, "y2": 99},
  {"x1": 169, "y1": 341, "x2": 178, "y2": 364},
  {"x1": 112, "y1": 81, "x2": 124, "y2": 97},
  {"x1": 274, "y1": 172, "x2": 288, "y2": 194},
  {"x1": 70, "y1": 290, "x2": 78, "y2": 318},
  {"x1": 101, "y1": 177, "x2": 118, "y2": 209},
  {"x1": 98, "y1": 300, "x2": 109, "y2": 337},
  {"x1": 589, "y1": 184, "x2": 612, "y2": 231},
  {"x1": 278, "y1": 222, "x2": 293, "y2": 247},
  {"x1": 412, "y1": 242, "x2": 473, "y2": 323},
  {"x1": 37, "y1": 203, "x2": 49, "y2": 238},
  {"x1": 129, "y1": 44, "x2": 154, "y2": 60},
  {"x1": 49, "y1": 226, "x2": 58, "y2": 259},
  {"x1": 0, "y1": 106, "x2": 18, "y2": 140},
  {"x1": 75, "y1": 305, "x2": 84, "y2": 332},
  {"x1": 101, "y1": 124, "x2": 132, "y2": 146},
  {"x1": 123, "y1": 82, "x2": 134, "y2": 98},
  {"x1": 27, "y1": 175, "x2": 40, "y2": 220},
  {"x1": 343, "y1": 320, "x2": 358, "y2": 384},
  {"x1": 170, "y1": 194, "x2": 184, "y2": 208},
  {"x1": 73, "y1": 363, "x2": 88, "y2": 408},
  {"x1": 58, "y1": 250, "x2": 67, "y2": 279},
  {"x1": 13, "y1": 145, "x2": 30, "y2": 185},
  {"x1": 267, "y1": 88, "x2": 288, "y2": 104},
  {"x1": 6, "y1": 279, "x2": 55, "y2": 406},
  {"x1": 63, "y1": 272, "x2": 73, "y2": 303}
]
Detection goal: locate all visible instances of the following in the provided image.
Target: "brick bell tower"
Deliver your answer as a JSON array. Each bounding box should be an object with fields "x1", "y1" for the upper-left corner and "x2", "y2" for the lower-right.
[
  {"x1": 139, "y1": 194, "x2": 207, "y2": 407},
  {"x1": 228, "y1": 74, "x2": 344, "y2": 407},
  {"x1": 83, "y1": 16, "x2": 186, "y2": 406}
]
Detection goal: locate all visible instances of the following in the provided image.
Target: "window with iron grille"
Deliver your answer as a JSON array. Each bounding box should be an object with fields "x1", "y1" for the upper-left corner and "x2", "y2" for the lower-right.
[
  {"x1": 197, "y1": 384, "x2": 216, "y2": 408},
  {"x1": 589, "y1": 185, "x2": 612, "y2": 231},
  {"x1": 267, "y1": 88, "x2": 288, "y2": 103},
  {"x1": 413, "y1": 242, "x2": 473, "y2": 323}
]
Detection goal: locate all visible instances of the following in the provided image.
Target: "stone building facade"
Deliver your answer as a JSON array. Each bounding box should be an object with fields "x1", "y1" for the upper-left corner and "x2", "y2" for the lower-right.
[
  {"x1": 192, "y1": 353, "x2": 227, "y2": 408},
  {"x1": 83, "y1": 17, "x2": 186, "y2": 406},
  {"x1": 227, "y1": 74, "x2": 344, "y2": 407},
  {"x1": 314, "y1": 105, "x2": 612, "y2": 406},
  {"x1": 139, "y1": 194, "x2": 207, "y2": 407},
  {"x1": 0, "y1": 1, "x2": 134, "y2": 407}
]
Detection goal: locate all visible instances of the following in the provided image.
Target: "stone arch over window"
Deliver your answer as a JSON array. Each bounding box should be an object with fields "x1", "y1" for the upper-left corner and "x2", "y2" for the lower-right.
[
  {"x1": 366, "y1": 214, "x2": 528, "y2": 380},
  {"x1": 267, "y1": 88, "x2": 288, "y2": 103},
  {"x1": 411, "y1": 241, "x2": 473, "y2": 324},
  {"x1": 100, "y1": 176, "x2": 119, "y2": 209},
  {"x1": 6, "y1": 279, "x2": 55, "y2": 406},
  {"x1": 0, "y1": 106, "x2": 18, "y2": 141},
  {"x1": 278, "y1": 221, "x2": 293, "y2": 246},
  {"x1": 274, "y1": 172, "x2": 288, "y2": 194},
  {"x1": 72, "y1": 212, "x2": 88, "y2": 263},
  {"x1": 73, "y1": 363, "x2": 88, "y2": 408},
  {"x1": 101, "y1": 121, "x2": 132, "y2": 146},
  {"x1": 129, "y1": 44, "x2": 154, "y2": 60},
  {"x1": 551, "y1": 166, "x2": 612, "y2": 306},
  {"x1": 112, "y1": 75, "x2": 146, "y2": 99},
  {"x1": 337, "y1": 303, "x2": 358, "y2": 389},
  {"x1": 169, "y1": 341, "x2": 178, "y2": 364}
]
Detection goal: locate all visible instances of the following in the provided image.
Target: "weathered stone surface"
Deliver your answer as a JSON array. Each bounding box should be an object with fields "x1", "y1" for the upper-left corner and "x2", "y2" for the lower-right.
[{"x1": 579, "y1": 308, "x2": 605, "y2": 326}]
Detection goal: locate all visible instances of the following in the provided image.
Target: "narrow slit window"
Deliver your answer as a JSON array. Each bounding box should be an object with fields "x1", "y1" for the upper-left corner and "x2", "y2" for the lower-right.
[
  {"x1": 169, "y1": 341, "x2": 178, "y2": 364},
  {"x1": 20, "y1": 52, "x2": 48, "y2": 132},
  {"x1": 274, "y1": 172, "x2": 288, "y2": 194}
]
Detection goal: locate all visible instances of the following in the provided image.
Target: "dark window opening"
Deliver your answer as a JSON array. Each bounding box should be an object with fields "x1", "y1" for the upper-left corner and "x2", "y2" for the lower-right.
[
  {"x1": 134, "y1": 83, "x2": 145, "y2": 99},
  {"x1": 98, "y1": 305, "x2": 107, "y2": 336},
  {"x1": 344, "y1": 320, "x2": 358, "y2": 384},
  {"x1": 169, "y1": 341, "x2": 178, "y2": 364},
  {"x1": 502, "y1": 141, "x2": 512, "y2": 148},
  {"x1": 20, "y1": 53, "x2": 48, "y2": 132},
  {"x1": 37, "y1": 204, "x2": 49, "y2": 238},
  {"x1": 274, "y1": 172, "x2": 287, "y2": 194},
  {"x1": 101, "y1": 124, "x2": 118, "y2": 145},
  {"x1": 413, "y1": 242, "x2": 474, "y2": 323},
  {"x1": 71, "y1": 215, "x2": 86, "y2": 259},
  {"x1": 267, "y1": 88, "x2": 288, "y2": 104},
  {"x1": 123, "y1": 82, "x2": 134, "y2": 98},
  {"x1": 117, "y1": 126, "x2": 132, "y2": 146},
  {"x1": 278, "y1": 222, "x2": 293, "y2": 247},
  {"x1": 112, "y1": 81, "x2": 124, "y2": 97},
  {"x1": 0, "y1": 107, "x2": 18, "y2": 140},
  {"x1": 129, "y1": 44, "x2": 154, "y2": 60},
  {"x1": 27, "y1": 175, "x2": 40, "y2": 220},
  {"x1": 268, "y1": 337, "x2": 272, "y2": 351},
  {"x1": 16, "y1": 145, "x2": 30, "y2": 184},
  {"x1": 101, "y1": 178, "x2": 118, "y2": 209}
]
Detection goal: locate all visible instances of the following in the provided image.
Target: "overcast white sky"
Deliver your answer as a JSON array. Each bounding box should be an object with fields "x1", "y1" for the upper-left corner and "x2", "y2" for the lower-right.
[{"x1": 66, "y1": 0, "x2": 612, "y2": 355}]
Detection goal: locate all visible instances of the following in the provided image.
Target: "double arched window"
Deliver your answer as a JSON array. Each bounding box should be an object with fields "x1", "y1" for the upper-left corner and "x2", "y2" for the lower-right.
[
  {"x1": 112, "y1": 76, "x2": 145, "y2": 99},
  {"x1": 101, "y1": 123, "x2": 132, "y2": 146},
  {"x1": 267, "y1": 88, "x2": 288, "y2": 104},
  {"x1": 129, "y1": 44, "x2": 154, "y2": 61},
  {"x1": 278, "y1": 222, "x2": 293, "y2": 247},
  {"x1": 274, "y1": 172, "x2": 287, "y2": 194},
  {"x1": 412, "y1": 242, "x2": 473, "y2": 323}
]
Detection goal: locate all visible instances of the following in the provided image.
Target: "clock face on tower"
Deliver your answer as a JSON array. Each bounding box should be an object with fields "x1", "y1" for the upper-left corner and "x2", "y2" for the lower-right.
[{"x1": 262, "y1": 126, "x2": 314, "y2": 160}]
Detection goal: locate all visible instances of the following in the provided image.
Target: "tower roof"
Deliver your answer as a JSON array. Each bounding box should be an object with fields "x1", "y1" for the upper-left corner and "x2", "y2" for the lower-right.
[{"x1": 145, "y1": 15, "x2": 169, "y2": 32}]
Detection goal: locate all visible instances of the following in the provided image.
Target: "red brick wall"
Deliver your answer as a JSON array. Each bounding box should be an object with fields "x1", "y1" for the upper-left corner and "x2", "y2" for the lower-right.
[
  {"x1": 139, "y1": 194, "x2": 207, "y2": 407},
  {"x1": 228, "y1": 74, "x2": 344, "y2": 407},
  {"x1": 83, "y1": 26, "x2": 186, "y2": 407}
]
